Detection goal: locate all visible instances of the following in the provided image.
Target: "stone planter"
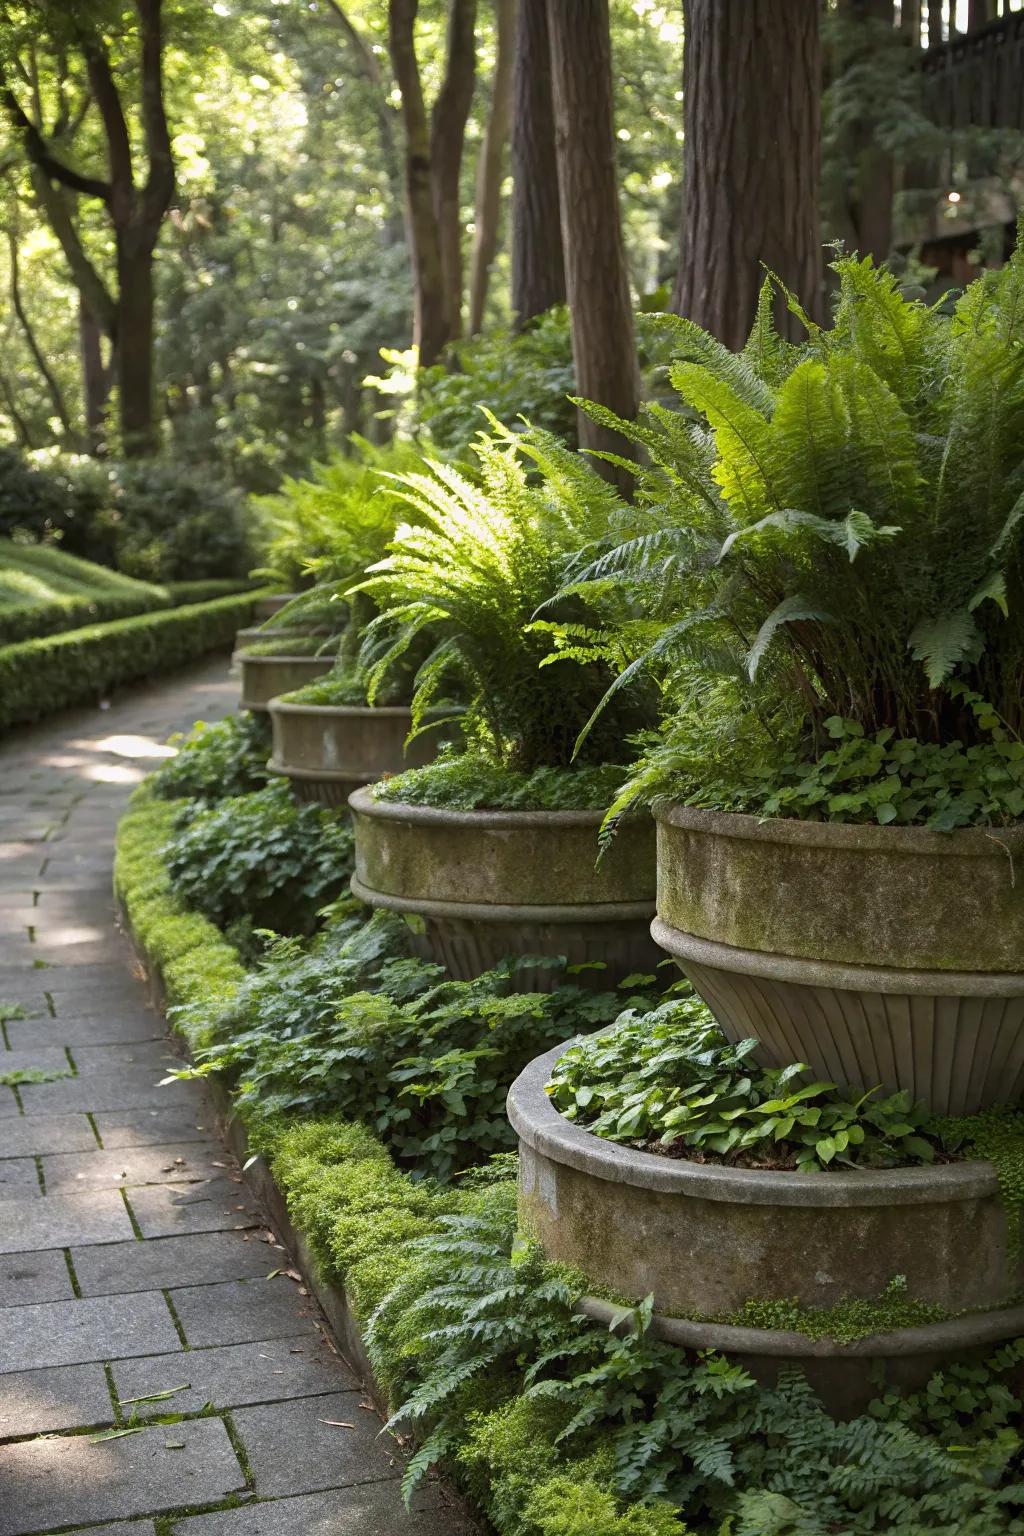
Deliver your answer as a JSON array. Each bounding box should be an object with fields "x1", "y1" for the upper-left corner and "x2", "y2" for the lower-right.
[
  {"x1": 234, "y1": 651, "x2": 334, "y2": 713},
  {"x1": 268, "y1": 702, "x2": 443, "y2": 806},
  {"x1": 653, "y1": 804, "x2": 1024, "y2": 1116},
  {"x1": 509, "y1": 1039, "x2": 1024, "y2": 1407},
  {"x1": 251, "y1": 592, "x2": 300, "y2": 623},
  {"x1": 349, "y1": 788, "x2": 659, "y2": 987}
]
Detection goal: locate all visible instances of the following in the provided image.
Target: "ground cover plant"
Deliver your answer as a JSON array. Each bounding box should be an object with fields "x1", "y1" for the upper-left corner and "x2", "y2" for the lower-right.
[
  {"x1": 356, "y1": 422, "x2": 655, "y2": 809},
  {"x1": 556, "y1": 240, "x2": 1024, "y2": 831},
  {"x1": 162, "y1": 780, "x2": 353, "y2": 946},
  {"x1": 149, "y1": 715, "x2": 270, "y2": 806}
]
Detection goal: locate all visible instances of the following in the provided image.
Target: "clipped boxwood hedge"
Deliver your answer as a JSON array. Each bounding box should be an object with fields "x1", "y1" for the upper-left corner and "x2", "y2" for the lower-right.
[
  {"x1": 0, "y1": 589, "x2": 170, "y2": 646},
  {"x1": 0, "y1": 589, "x2": 263, "y2": 731}
]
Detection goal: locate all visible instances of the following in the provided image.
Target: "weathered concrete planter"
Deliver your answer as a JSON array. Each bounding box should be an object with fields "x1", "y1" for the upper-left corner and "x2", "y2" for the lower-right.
[
  {"x1": 653, "y1": 805, "x2": 1024, "y2": 1116},
  {"x1": 234, "y1": 651, "x2": 334, "y2": 713},
  {"x1": 268, "y1": 702, "x2": 442, "y2": 806},
  {"x1": 251, "y1": 592, "x2": 300, "y2": 623},
  {"x1": 349, "y1": 788, "x2": 659, "y2": 987},
  {"x1": 509, "y1": 1040, "x2": 1024, "y2": 1407}
]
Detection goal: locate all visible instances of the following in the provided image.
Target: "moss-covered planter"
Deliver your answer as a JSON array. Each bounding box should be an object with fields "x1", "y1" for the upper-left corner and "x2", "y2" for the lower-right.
[
  {"x1": 268, "y1": 701, "x2": 442, "y2": 806},
  {"x1": 251, "y1": 591, "x2": 300, "y2": 622},
  {"x1": 234, "y1": 651, "x2": 335, "y2": 713},
  {"x1": 652, "y1": 804, "x2": 1024, "y2": 1116},
  {"x1": 349, "y1": 788, "x2": 659, "y2": 987},
  {"x1": 509, "y1": 1039, "x2": 1024, "y2": 1408}
]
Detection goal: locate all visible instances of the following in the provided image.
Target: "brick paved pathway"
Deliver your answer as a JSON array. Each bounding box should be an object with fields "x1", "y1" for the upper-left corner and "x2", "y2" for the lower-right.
[{"x1": 0, "y1": 660, "x2": 471, "y2": 1536}]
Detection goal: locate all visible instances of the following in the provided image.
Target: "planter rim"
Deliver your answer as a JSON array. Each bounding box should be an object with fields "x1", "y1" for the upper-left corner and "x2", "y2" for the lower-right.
[
  {"x1": 507, "y1": 1039, "x2": 998, "y2": 1207},
  {"x1": 579, "y1": 1295, "x2": 1024, "y2": 1361},
  {"x1": 652, "y1": 917, "x2": 1024, "y2": 998},
  {"x1": 268, "y1": 699, "x2": 414, "y2": 719},
  {"x1": 348, "y1": 783, "x2": 611, "y2": 830},
  {"x1": 654, "y1": 801, "x2": 1024, "y2": 858}
]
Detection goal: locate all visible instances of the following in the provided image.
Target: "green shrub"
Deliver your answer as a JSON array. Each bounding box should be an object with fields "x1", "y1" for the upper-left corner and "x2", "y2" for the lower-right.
[
  {"x1": 164, "y1": 579, "x2": 258, "y2": 605},
  {"x1": 0, "y1": 539, "x2": 170, "y2": 644},
  {"x1": 149, "y1": 715, "x2": 271, "y2": 806},
  {"x1": 0, "y1": 446, "x2": 69, "y2": 540},
  {"x1": 0, "y1": 590, "x2": 261, "y2": 731},
  {"x1": 162, "y1": 781, "x2": 353, "y2": 939},
  {"x1": 89, "y1": 460, "x2": 250, "y2": 583}
]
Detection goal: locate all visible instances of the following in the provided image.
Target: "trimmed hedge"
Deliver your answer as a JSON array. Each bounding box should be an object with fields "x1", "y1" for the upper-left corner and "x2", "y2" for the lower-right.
[
  {"x1": 163, "y1": 578, "x2": 260, "y2": 606},
  {"x1": 0, "y1": 539, "x2": 170, "y2": 645},
  {"x1": 0, "y1": 589, "x2": 262, "y2": 731}
]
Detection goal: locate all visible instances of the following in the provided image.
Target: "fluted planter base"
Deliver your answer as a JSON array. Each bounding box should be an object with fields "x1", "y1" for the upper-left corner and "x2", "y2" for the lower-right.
[
  {"x1": 653, "y1": 804, "x2": 1024, "y2": 1116},
  {"x1": 349, "y1": 789, "x2": 659, "y2": 988}
]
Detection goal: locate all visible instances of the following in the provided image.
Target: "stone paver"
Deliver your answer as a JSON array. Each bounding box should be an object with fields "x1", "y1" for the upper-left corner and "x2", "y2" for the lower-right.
[
  {"x1": 72, "y1": 1232, "x2": 274, "y2": 1297},
  {"x1": 0, "y1": 660, "x2": 465, "y2": 1535},
  {"x1": 112, "y1": 1334, "x2": 349, "y2": 1416},
  {"x1": 166, "y1": 1484, "x2": 479, "y2": 1535},
  {"x1": 0, "y1": 1189, "x2": 134, "y2": 1252},
  {"x1": 230, "y1": 1393, "x2": 401, "y2": 1496},
  {"x1": 0, "y1": 1290, "x2": 181, "y2": 1371},
  {"x1": 0, "y1": 1418, "x2": 245, "y2": 1535},
  {"x1": 0, "y1": 1361, "x2": 113, "y2": 1437},
  {"x1": 42, "y1": 1141, "x2": 225, "y2": 1191},
  {"x1": 0, "y1": 1248, "x2": 75, "y2": 1307}
]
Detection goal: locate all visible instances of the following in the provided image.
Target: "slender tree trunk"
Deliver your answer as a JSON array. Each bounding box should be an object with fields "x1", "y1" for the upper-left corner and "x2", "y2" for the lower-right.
[
  {"x1": 546, "y1": 0, "x2": 638, "y2": 482},
  {"x1": 900, "y1": 0, "x2": 921, "y2": 38},
  {"x1": 116, "y1": 235, "x2": 157, "y2": 456},
  {"x1": 510, "y1": 0, "x2": 565, "y2": 325},
  {"x1": 7, "y1": 227, "x2": 73, "y2": 436},
  {"x1": 673, "y1": 0, "x2": 823, "y2": 349},
  {"x1": 927, "y1": 0, "x2": 944, "y2": 45},
  {"x1": 389, "y1": 0, "x2": 455, "y2": 365},
  {"x1": 429, "y1": 0, "x2": 478, "y2": 341},
  {"x1": 469, "y1": 0, "x2": 516, "y2": 334},
  {"x1": 79, "y1": 294, "x2": 111, "y2": 452},
  {"x1": 968, "y1": 0, "x2": 993, "y2": 27},
  {"x1": 0, "y1": 368, "x2": 35, "y2": 447}
]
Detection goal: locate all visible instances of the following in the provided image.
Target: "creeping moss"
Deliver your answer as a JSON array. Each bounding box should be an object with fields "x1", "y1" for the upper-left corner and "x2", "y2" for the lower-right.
[{"x1": 715, "y1": 1277, "x2": 950, "y2": 1345}]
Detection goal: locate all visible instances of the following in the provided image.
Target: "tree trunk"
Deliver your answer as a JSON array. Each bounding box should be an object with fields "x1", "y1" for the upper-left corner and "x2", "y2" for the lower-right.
[
  {"x1": 510, "y1": 0, "x2": 565, "y2": 325},
  {"x1": 900, "y1": 0, "x2": 921, "y2": 38},
  {"x1": 79, "y1": 294, "x2": 112, "y2": 452},
  {"x1": 469, "y1": 0, "x2": 516, "y2": 334},
  {"x1": 927, "y1": 0, "x2": 943, "y2": 46},
  {"x1": 7, "y1": 226, "x2": 73, "y2": 437},
  {"x1": 389, "y1": 0, "x2": 455, "y2": 365},
  {"x1": 545, "y1": 0, "x2": 638, "y2": 482},
  {"x1": 116, "y1": 235, "x2": 157, "y2": 456},
  {"x1": 429, "y1": 0, "x2": 478, "y2": 341},
  {"x1": 672, "y1": 0, "x2": 823, "y2": 349},
  {"x1": 967, "y1": 0, "x2": 993, "y2": 28}
]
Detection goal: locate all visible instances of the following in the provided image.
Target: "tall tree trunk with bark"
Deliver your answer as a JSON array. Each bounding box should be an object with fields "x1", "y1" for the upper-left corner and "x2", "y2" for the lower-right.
[
  {"x1": 6, "y1": 225, "x2": 73, "y2": 438},
  {"x1": 510, "y1": 0, "x2": 565, "y2": 325},
  {"x1": 672, "y1": 0, "x2": 823, "y2": 349},
  {"x1": 389, "y1": 0, "x2": 477, "y2": 365},
  {"x1": 79, "y1": 297, "x2": 111, "y2": 453},
  {"x1": 927, "y1": 0, "x2": 944, "y2": 46},
  {"x1": 838, "y1": 0, "x2": 895, "y2": 265},
  {"x1": 469, "y1": 0, "x2": 516, "y2": 334},
  {"x1": 545, "y1": 0, "x2": 637, "y2": 482}
]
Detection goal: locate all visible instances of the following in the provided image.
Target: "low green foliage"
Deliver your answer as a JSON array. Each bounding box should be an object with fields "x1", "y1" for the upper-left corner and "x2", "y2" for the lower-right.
[
  {"x1": 942, "y1": 1107, "x2": 1024, "y2": 1258},
  {"x1": 238, "y1": 633, "x2": 337, "y2": 658},
  {"x1": 0, "y1": 591, "x2": 263, "y2": 730},
  {"x1": 374, "y1": 752, "x2": 628, "y2": 812},
  {"x1": 149, "y1": 715, "x2": 270, "y2": 807},
  {"x1": 0, "y1": 1066, "x2": 71, "y2": 1085},
  {"x1": 114, "y1": 792, "x2": 246, "y2": 1049},
  {"x1": 547, "y1": 995, "x2": 937, "y2": 1172},
  {"x1": 186, "y1": 916, "x2": 658, "y2": 1179},
  {"x1": 162, "y1": 781, "x2": 353, "y2": 941},
  {"x1": 278, "y1": 665, "x2": 370, "y2": 707}
]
